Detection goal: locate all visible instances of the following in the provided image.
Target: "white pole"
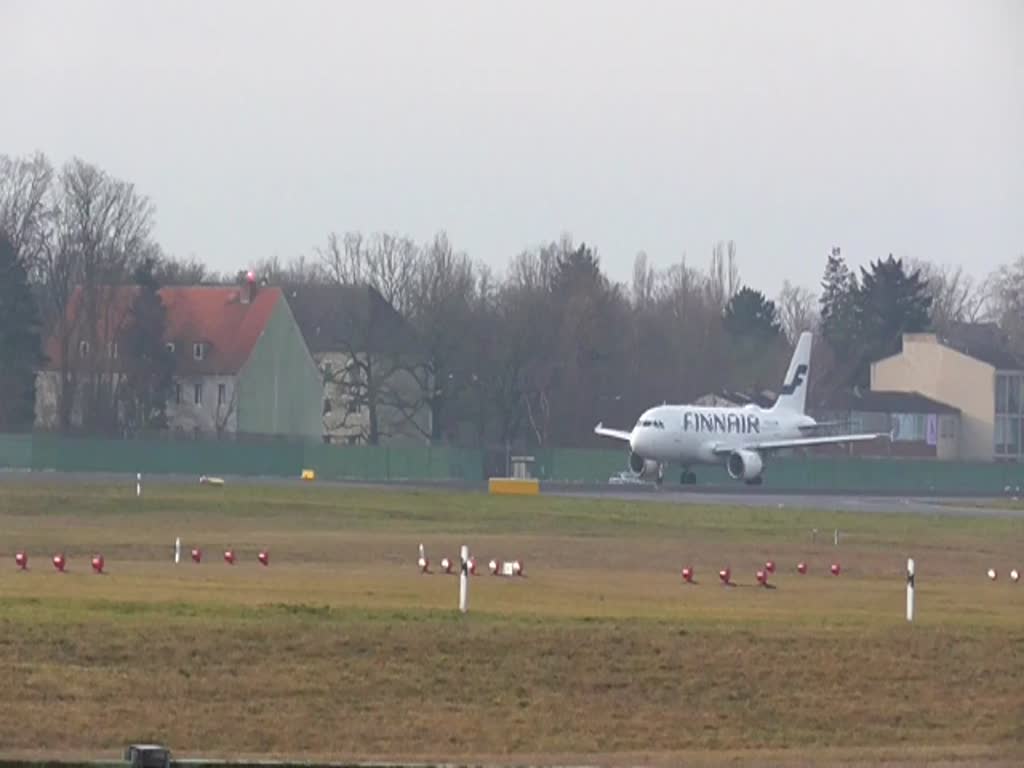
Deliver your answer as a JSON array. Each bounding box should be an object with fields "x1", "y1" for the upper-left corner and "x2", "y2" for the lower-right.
[
  {"x1": 834, "y1": 528, "x2": 839, "y2": 547},
  {"x1": 906, "y1": 557, "x2": 915, "y2": 622},
  {"x1": 459, "y1": 544, "x2": 469, "y2": 614},
  {"x1": 136, "y1": 472, "x2": 142, "y2": 497},
  {"x1": 175, "y1": 537, "x2": 181, "y2": 565}
]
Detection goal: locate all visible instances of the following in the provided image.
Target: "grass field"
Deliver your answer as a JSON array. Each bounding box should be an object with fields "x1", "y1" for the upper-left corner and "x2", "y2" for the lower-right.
[{"x1": 0, "y1": 480, "x2": 1023, "y2": 767}]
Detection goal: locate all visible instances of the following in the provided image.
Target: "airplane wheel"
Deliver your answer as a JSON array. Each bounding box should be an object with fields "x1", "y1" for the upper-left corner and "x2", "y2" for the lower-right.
[
  {"x1": 680, "y1": 471, "x2": 697, "y2": 485},
  {"x1": 745, "y1": 476, "x2": 763, "y2": 486}
]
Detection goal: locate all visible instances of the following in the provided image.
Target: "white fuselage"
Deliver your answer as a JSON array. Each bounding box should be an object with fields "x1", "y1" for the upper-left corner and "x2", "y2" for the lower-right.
[{"x1": 629, "y1": 404, "x2": 816, "y2": 466}]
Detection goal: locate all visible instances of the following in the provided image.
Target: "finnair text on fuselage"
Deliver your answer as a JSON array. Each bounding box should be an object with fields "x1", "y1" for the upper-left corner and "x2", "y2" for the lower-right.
[{"x1": 682, "y1": 410, "x2": 760, "y2": 434}]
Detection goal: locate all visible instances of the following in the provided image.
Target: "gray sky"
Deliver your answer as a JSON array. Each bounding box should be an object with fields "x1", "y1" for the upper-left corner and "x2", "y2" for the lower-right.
[{"x1": 2, "y1": 0, "x2": 1021, "y2": 295}]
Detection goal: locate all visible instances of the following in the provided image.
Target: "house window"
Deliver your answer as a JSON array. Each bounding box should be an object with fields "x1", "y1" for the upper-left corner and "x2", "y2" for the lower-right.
[
  {"x1": 218, "y1": 383, "x2": 226, "y2": 406},
  {"x1": 347, "y1": 400, "x2": 359, "y2": 414},
  {"x1": 79, "y1": 340, "x2": 90, "y2": 357},
  {"x1": 193, "y1": 343, "x2": 205, "y2": 361},
  {"x1": 166, "y1": 342, "x2": 176, "y2": 354},
  {"x1": 107, "y1": 342, "x2": 118, "y2": 359},
  {"x1": 175, "y1": 383, "x2": 182, "y2": 405},
  {"x1": 194, "y1": 383, "x2": 202, "y2": 405}
]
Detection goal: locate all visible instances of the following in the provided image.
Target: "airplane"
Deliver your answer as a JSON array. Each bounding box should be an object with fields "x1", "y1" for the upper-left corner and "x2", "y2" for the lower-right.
[{"x1": 593, "y1": 331, "x2": 889, "y2": 486}]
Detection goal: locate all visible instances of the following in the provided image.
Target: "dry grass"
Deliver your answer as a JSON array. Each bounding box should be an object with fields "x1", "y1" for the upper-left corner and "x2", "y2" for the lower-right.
[{"x1": 0, "y1": 482, "x2": 1022, "y2": 766}]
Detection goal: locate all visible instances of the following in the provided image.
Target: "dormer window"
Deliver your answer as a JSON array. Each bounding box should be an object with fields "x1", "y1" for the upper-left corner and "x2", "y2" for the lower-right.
[
  {"x1": 79, "y1": 340, "x2": 90, "y2": 357},
  {"x1": 107, "y1": 342, "x2": 118, "y2": 360},
  {"x1": 193, "y1": 342, "x2": 205, "y2": 361},
  {"x1": 166, "y1": 342, "x2": 176, "y2": 354}
]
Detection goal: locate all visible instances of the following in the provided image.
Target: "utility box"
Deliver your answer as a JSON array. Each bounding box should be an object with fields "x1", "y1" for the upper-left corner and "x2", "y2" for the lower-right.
[
  {"x1": 510, "y1": 456, "x2": 535, "y2": 479},
  {"x1": 124, "y1": 744, "x2": 171, "y2": 768}
]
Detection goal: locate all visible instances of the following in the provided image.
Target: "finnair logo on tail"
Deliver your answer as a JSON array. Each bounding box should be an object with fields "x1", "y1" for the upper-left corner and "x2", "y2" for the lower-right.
[{"x1": 780, "y1": 364, "x2": 808, "y2": 396}]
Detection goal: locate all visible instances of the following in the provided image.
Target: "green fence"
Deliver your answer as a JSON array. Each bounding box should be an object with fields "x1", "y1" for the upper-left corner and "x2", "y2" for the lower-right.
[
  {"x1": 527, "y1": 447, "x2": 1024, "y2": 495},
  {"x1": 0, "y1": 433, "x2": 484, "y2": 484},
  {"x1": 3, "y1": 433, "x2": 1024, "y2": 494}
]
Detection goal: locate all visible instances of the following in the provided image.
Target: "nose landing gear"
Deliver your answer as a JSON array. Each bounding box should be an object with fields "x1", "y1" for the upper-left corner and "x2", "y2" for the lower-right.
[{"x1": 680, "y1": 469, "x2": 697, "y2": 485}]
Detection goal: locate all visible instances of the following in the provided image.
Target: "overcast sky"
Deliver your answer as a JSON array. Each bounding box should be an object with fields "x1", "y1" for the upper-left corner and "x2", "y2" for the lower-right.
[{"x1": 2, "y1": 0, "x2": 1021, "y2": 295}]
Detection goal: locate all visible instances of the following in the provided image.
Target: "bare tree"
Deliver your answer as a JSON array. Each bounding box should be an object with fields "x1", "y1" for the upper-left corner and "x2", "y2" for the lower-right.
[
  {"x1": 319, "y1": 231, "x2": 367, "y2": 285},
  {"x1": 41, "y1": 158, "x2": 156, "y2": 432},
  {"x1": 214, "y1": 384, "x2": 238, "y2": 436},
  {"x1": 707, "y1": 240, "x2": 740, "y2": 311},
  {"x1": 0, "y1": 152, "x2": 54, "y2": 273},
  {"x1": 987, "y1": 255, "x2": 1024, "y2": 353},
  {"x1": 155, "y1": 254, "x2": 219, "y2": 285},
  {"x1": 393, "y1": 232, "x2": 479, "y2": 442},
  {"x1": 319, "y1": 231, "x2": 416, "y2": 312},
  {"x1": 248, "y1": 254, "x2": 328, "y2": 285},
  {"x1": 909, "y1": 259, "x2": 989, "y2": 335},
  {"x1": 631, "y1": 251, "x2": 655, "y2": 308},
  {"x1": 776, "y1": 280, "x2": 818, "y2": 344}
]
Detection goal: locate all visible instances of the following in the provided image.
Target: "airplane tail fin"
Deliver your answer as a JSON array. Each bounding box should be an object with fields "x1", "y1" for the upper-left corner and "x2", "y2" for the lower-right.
[{"x1": 774, "y1": 331, "x2": 812, "y2": 414}]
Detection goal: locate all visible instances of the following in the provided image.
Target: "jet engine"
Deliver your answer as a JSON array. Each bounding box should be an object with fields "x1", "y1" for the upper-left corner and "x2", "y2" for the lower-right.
[
  {"x1": 726, "y1": 450, "x2": 764, "y2": 483},
  {"x1": 629, "y1": 451, "x2": 660, "y2": 478}
]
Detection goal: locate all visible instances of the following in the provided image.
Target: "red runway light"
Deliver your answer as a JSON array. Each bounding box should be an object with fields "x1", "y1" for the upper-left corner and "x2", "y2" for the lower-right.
[
  {"x1": 52, "y1": 553, "x2": 66, "y2": 572},
  {"x1": 258, "y1": 550, "x2": 269, "y2": 567},
  {"x1": 15, "y1": 552, "x2": 27, "y2": 570},
  {"x1": 191, "y1": 548, "x2": 202, "y2": 564},
  {"x1": 224, "y1": 550, "x2": 235, "y2": 565},
  {"x1": 91, "y1": 555, "x2": 105, "y2": 574}
]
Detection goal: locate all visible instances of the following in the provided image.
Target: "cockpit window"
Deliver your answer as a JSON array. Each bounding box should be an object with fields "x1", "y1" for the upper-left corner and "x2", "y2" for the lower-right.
[{"x1": 638, "y1": 419, "x2": 665, "y2": 429}]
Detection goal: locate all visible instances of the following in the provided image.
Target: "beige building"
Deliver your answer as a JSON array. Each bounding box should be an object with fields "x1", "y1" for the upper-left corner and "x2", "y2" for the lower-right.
[
  {"x1": 283, "y1": 284, "x2": 432, "y2": 445},
  {"x1": 871, "y1": 325, "x2": 1023, "y2": 461}
]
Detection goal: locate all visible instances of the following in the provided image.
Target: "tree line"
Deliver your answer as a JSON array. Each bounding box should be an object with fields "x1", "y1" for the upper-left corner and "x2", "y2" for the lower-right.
[{"x1": 0, "y1": 152, "x2": 1018, "y2": 447}]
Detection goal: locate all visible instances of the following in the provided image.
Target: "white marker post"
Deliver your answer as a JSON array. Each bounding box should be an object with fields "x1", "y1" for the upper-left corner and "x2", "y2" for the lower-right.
[
  {"x1": 136, "y1": 472, "x2": 142, "y2": 497},
  {"x1": 459, "y1": 544, "x2": 469, "y2": 614},
  {"x1": 906, "y1": 557, "x2": 915, "y2": 623},
  {"x1": 175, "y1": 537, "x2": 181, "y2": 565}
]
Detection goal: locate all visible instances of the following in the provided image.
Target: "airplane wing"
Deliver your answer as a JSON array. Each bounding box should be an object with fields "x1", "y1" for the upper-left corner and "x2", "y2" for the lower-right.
[
  {"x1": 713, "y1": 432, "x2": 889, "y2": 454},
  {"x1": 797, "y1": 420, "x2": 850, "y2": 432},
  {"x1": 594, "y1": 422, "x2": 632, "y2": 442}
]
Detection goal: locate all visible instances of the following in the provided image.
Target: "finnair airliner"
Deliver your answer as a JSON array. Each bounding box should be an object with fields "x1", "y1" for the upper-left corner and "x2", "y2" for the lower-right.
[{"x1": 594, "y1": 332, "x2": 888, "y2": 485}]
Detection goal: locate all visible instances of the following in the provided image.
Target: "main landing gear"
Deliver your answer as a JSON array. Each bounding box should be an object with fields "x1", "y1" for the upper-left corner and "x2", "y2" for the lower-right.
[{"x1": 680, "y1": 469, "x2": 697, "y2": 485}]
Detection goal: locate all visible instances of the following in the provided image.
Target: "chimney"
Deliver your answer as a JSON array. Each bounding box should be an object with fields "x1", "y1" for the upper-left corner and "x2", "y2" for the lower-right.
[{"x1": 241, "y1": 270, "x2": 256, "y2": 304}]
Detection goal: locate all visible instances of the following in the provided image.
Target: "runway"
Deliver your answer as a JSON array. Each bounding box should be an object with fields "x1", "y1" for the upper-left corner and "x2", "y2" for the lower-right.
[
  {"x1": 546, "y1": 485, "x2": 1020, "y2": 518},
  {"x1": 2, "y1": 468, "x2": 1022, "y2": 518}
]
